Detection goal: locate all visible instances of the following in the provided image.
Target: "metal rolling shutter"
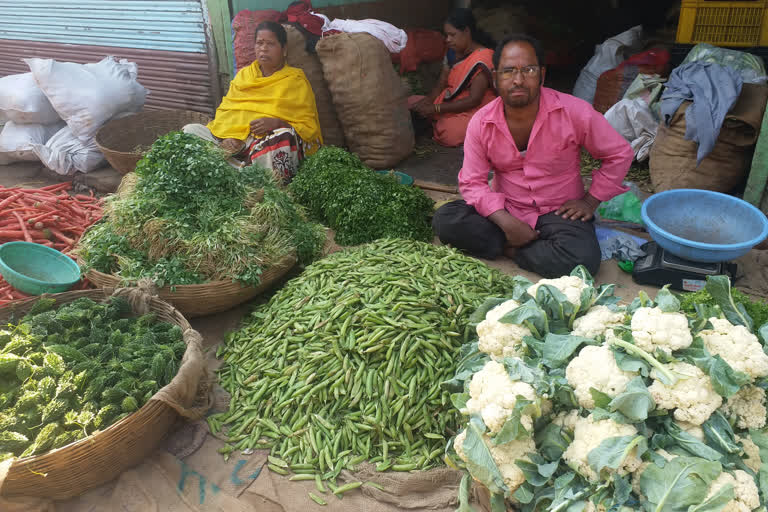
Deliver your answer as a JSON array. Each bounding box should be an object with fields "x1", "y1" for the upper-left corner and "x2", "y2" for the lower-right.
[{"x1": 0, "y1": 0, "x2": 217, "y2": 115}]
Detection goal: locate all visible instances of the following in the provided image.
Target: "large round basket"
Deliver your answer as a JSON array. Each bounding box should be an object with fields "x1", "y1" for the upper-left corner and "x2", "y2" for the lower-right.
[
  {"x1": 0, "y1": 288, "x2": 210, "y2": 500},
  {"x1": 83, "y1": 254, "x2": 297, "y2": 318},
  {"x1": 95, "y1": 110, "x2": 212, "y2": 175}
]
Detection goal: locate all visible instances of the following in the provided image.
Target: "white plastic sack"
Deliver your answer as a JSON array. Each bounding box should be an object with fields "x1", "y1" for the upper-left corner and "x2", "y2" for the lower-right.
[
  {"x1": 25, "y1": 56, "x2": 147, "y2": 142},
  {"x1": 0, "y1": 120, "x2": 65, "y2": 164},
  {"x1": 572, "y1": 25, "x2": 643, "y2": 104},
  {"x1": 604, "y1": 98, "x2": 657, "y2": 162},
  {"x1": 321, "y1": 18, "x2": 408, "y2": 53},
  {"x1": 0, "y1": 73, "x2": 60, "y2": 124},
  {"x1": 32, "y1": 126, "x2": 105, "y2": 175}
]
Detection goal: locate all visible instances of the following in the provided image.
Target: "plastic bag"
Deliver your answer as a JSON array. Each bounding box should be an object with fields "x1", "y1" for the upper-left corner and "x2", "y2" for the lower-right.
[
  {"x1": 623, "y1": 73, "x2": 666, "y2": 120},
  {"x1": 0, "y1": 120, "x2": 65, "y2": 164},
  {"x1": 604, "y1": 98, "x2": 658, "y2": 162},
  {"x1": 0, "y1": 73, "x2": 60, "y2": 124},
  {"x1": 32, "y1": 125, "x2": 105, "y2": 175},
  {"x1": 572, "y1": 25, "x2": 643, "y2": 104},
  {"x1": 25, "y1": 56, "x2": 147, "y2": 142},
  {"x1": 682, "y1": 43, "x2": 767, "y2": 84},
  {"x1": 597, "y1": 189, "x2": 643, "y2": 224}
]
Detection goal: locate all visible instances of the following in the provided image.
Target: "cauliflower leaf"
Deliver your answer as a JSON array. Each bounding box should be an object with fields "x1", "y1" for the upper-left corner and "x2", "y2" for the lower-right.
[{"x1": 639, "y1": 457, "x2": 723, "y2": 512}]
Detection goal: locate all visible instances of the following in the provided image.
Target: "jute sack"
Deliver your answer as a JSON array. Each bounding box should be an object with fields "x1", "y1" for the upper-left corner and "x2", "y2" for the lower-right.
[
  {"x1": 316, "y1": 33, "x2": 415, "y2": 169},
  {"x1": 283, "y1": 25, "x2": 345, "y2": 148},
  {"x1": 649, "y1": 97, "x2": 756, "y2": 193}
]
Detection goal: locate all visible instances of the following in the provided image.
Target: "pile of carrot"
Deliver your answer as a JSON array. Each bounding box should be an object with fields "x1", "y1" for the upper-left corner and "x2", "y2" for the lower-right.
[{"x1": 0, "y1": 182, "x2": 103, "y2": 305}]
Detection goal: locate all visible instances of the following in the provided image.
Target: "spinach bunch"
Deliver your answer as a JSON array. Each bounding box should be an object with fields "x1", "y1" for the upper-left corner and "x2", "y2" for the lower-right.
[{"x1": 290, "y1": 147, "x2": 434, "y2": 245}]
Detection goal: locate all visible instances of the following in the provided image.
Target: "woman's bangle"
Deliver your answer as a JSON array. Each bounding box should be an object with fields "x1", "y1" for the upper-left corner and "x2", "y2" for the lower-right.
[{"x1": 434, "y1": 103, "x2": 441, "y2": 114}]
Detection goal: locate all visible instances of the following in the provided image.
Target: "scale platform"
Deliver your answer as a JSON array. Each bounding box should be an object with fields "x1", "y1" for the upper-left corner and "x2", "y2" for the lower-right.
[{"x1": 632, "y1": 242, "x2": 736, "y2": 292}]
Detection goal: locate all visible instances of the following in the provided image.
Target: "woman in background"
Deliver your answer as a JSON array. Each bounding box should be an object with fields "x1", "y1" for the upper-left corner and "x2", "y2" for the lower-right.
[
  {"x1": 409, "y1": 8, "x2": 496, "y2": 147},
  {"x1": 184, "y1": 21, "x2": 322, "y2": 184}
]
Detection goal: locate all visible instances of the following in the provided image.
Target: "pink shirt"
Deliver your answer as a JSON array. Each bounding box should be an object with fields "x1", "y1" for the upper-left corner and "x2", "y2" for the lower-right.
[{"x1": 458, "y1": 88, "x2": 633, "y2": 228}]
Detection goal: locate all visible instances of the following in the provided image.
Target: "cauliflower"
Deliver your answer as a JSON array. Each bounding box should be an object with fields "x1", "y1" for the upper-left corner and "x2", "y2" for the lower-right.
[
  {"x1": 566, "y1": 344, "x2": 636, "y2": 409},
  {"x1": 466, "y1": 360, "x2": 537, "y2": 433},
  {"x1": 675, "y1": 420, "x2": 705, "y2": 441},
  {"x1": 706, "y1": 470, "x2": 760, "y2": 512},
  {"x1": 571, "y1": 305, "x2": 625, "y2": 339},
  {"x1": 552, "y1": 410, "x2": 581, "y2": 431},
  {"x1": 454, "y1": 429, "x2": 536, "y2": 494},
  {"x1": 562, "y1": 414, "x2": 643, "y2": 481},
  {"x1": 721, "y1": 385, "x2": 767, "y2": 430},
  {"x1": 699, "y1": 318, "x2": 768, "y2": 381},
  {"x1": 648, "y1": 362, "x2": 722, "y2": 425},
  {"x1": 631, "y1": 307, "x2": 693, "y2": 354},
  {"x1": 477, "y1": 299, "x2": 531, "y2": 360},
  {"x1": 527, "y1": 275, "x2": 589, "y2": 307},
  {"x1": 737, "y1": 435, "x2": 762, "y2": 473}
]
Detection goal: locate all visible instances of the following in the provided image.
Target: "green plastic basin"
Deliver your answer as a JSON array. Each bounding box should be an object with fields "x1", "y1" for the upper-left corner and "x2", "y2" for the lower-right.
[
  {"x1": 0, "y1": 242, "x2": 81, "y2": 295},
  {"x1": 375, "y1": 170, "x2": 414, "y2": 186}
]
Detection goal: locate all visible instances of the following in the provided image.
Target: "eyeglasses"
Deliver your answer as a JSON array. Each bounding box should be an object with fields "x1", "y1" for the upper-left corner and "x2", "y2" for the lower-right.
[{"x1": 497, "y1": 66, "x2": 540, "y2": 79}]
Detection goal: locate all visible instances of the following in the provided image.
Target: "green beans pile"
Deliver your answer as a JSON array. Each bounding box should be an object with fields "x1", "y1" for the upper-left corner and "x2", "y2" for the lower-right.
[{"x1": 213, "y1": 239, "x2": 516, "y2": 484}]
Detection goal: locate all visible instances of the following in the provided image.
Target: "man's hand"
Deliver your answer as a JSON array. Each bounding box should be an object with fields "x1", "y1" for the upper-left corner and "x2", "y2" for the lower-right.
[
  {"x1": 411, "y1": 99, "x2": 436, "y2": 118},
  {"x1": 488, "y1": 210, "x2": 539, "y2": 248},
  {"x1": 220, "y1": 138, "x2": 244, "y2": 153},
  {"x1": 556, "y1": 194, "x2": 601, "y2": 222},
  {"x1": 250, "y1": 117, "x2": 285, "y2": 135}
]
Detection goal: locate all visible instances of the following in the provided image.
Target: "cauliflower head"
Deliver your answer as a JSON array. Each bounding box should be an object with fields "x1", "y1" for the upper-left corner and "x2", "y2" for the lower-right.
[
  {"x1": 571, "y1": 305, "x2": 625, "y2": 339},
  {"x1": 700, "y1": 318, "x2": 768, "y2": 381},
  {"x1": 477, "y1": 299, "x2": 531, "y2": 360},
  {"x1": 466, "y1": 360, "x2": 537, "y2": 433},
  {"x1": 566, "y1": 344, "x2": 636, "y2": 409},
  {"x1": 675, "y1": 420, "x2": 705, "y2": 441},
  {"x1": 648, "y1": 362, "x2": 722, "y2": 425},
  {"x1": 706, "y1": 470, "x2": 760, "y2": 512},
  {"x1": 527, "y1": 275, "x2": 589, "y2": 307},
  {"x1": 552, "y1": 410, "x2": 581, "y2": 431},
  {"x1": 721, "y1": 385, "x2": 766, "y2": 430},
  {"x1": 737, "y1": 435, "x2": 762, "y2": 473},
  {"x1": 454, "y1": 429, "x2": 536, "y2": 494},
  {"x1": 562, "y1": 414, "x2": 643, "y2": 481},
  {"x1": 631, "y1": 307, "x2": 693, "y2": 354}
]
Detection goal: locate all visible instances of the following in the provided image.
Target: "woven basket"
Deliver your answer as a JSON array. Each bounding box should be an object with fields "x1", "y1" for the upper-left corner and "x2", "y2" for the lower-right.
[
  {"x1": 95, "y1": 110, "x2": 212, "y2": 175},
  {"x1": 83, "y1": 254, "x2": 297, "y2": 318},
  {"x1": 0, "y1": 288, "x2": 209, "y2": 500}
]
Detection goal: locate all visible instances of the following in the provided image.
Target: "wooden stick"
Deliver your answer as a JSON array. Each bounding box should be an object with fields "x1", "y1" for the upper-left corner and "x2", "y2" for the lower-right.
[{"x1": 413, "y1": 180, "x2": 459, "y2": 194}]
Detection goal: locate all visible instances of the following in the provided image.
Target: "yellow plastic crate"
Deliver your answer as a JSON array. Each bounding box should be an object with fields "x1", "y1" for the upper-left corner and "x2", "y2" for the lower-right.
[{"x1": 677, "y1": 0, "x2": 768, "y2": 47}]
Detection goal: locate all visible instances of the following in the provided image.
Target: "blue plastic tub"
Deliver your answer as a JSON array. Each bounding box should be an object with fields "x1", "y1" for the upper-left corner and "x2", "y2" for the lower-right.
[
  {"x1": 0, "y1": 242, "x2": 81, "y2": 295},
  {"x1": 641, "y1": 189, "x2": 768, "y2": 263}
]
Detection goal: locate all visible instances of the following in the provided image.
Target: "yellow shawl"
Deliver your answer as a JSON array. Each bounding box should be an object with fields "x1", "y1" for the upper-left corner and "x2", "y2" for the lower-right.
[{"x1": 207, "y1": 62, "x2": 323, "y2": 145}]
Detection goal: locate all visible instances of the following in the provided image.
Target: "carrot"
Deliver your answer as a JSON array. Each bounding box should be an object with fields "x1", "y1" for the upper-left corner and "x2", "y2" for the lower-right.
[
  {"x1": 12, "y1": 212, "x2": 32, "y2": 242},
  {"x1": 39, "y1": 183, "x2": 72, "y2": 192},
  {"x1": 48, "y1": 228, "x2": 75, "y2": 245},
  {"x1": 0, "y1": 192, "x2": 22, "y2": 209}
]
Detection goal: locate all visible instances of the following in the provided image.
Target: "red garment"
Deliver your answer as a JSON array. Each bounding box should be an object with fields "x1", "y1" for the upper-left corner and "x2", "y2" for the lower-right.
[
  {"x1": 283, "y1": 0, "x2": 325, "y2": 36},
  {"x1": 393, "y1": 29, "x2": 447, "y2": 74}
]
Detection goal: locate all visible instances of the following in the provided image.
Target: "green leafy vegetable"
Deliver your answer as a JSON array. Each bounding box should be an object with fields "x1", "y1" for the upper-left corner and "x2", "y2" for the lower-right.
[
  {"x1": 639, "y1": 457, "x2": 722, "y2": 512},
  {"x1": 290, "y1": 146, "x2": 434, "y2": 245}
]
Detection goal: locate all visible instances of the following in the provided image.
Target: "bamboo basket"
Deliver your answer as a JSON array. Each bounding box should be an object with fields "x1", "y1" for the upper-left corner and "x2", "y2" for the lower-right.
[
  {"x1": 95, "y1": 110, "x2": 212, "y2": 175},
  {"x1": 0, "y1": 288, "x2": 210, "y2": 500},
  {"x1": 83, "y1": 254, "x2": 297, "y2": 318}
]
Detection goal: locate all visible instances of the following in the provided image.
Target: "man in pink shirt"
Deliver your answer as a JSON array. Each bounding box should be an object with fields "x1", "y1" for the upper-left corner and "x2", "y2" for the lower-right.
[{"x1": 433, "y1": 35, "x2": 633, "y2": 278}]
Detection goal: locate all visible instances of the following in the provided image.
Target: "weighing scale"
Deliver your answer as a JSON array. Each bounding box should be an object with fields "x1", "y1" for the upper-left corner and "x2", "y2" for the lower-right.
[{"x1": 632, "y1": 241, "x2": 737, "y2": 292}]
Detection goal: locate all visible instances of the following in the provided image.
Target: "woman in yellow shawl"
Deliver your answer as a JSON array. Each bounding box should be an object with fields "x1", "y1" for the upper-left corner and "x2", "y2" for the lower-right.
[{"x1": 184, "y1": 21, "x2": 322, "y2": 184}]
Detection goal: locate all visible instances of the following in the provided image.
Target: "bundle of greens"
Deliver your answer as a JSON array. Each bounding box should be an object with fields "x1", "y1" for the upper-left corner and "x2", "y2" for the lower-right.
[
  {"x1": 445, "y1": 271, "x2": 768, "y2": 512},
  {"x1": 290, "y1": 147, "x2": 434, "y2": 246},
  {"x1": 681, "y1": 287, "x2": 768, "y2": 332},
  {"x1": 78, "y1": 133, "x2": 325, "y2": 287},
  {"x1": 0, "y1": 297, "x2": 185, "y2": 460}
]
